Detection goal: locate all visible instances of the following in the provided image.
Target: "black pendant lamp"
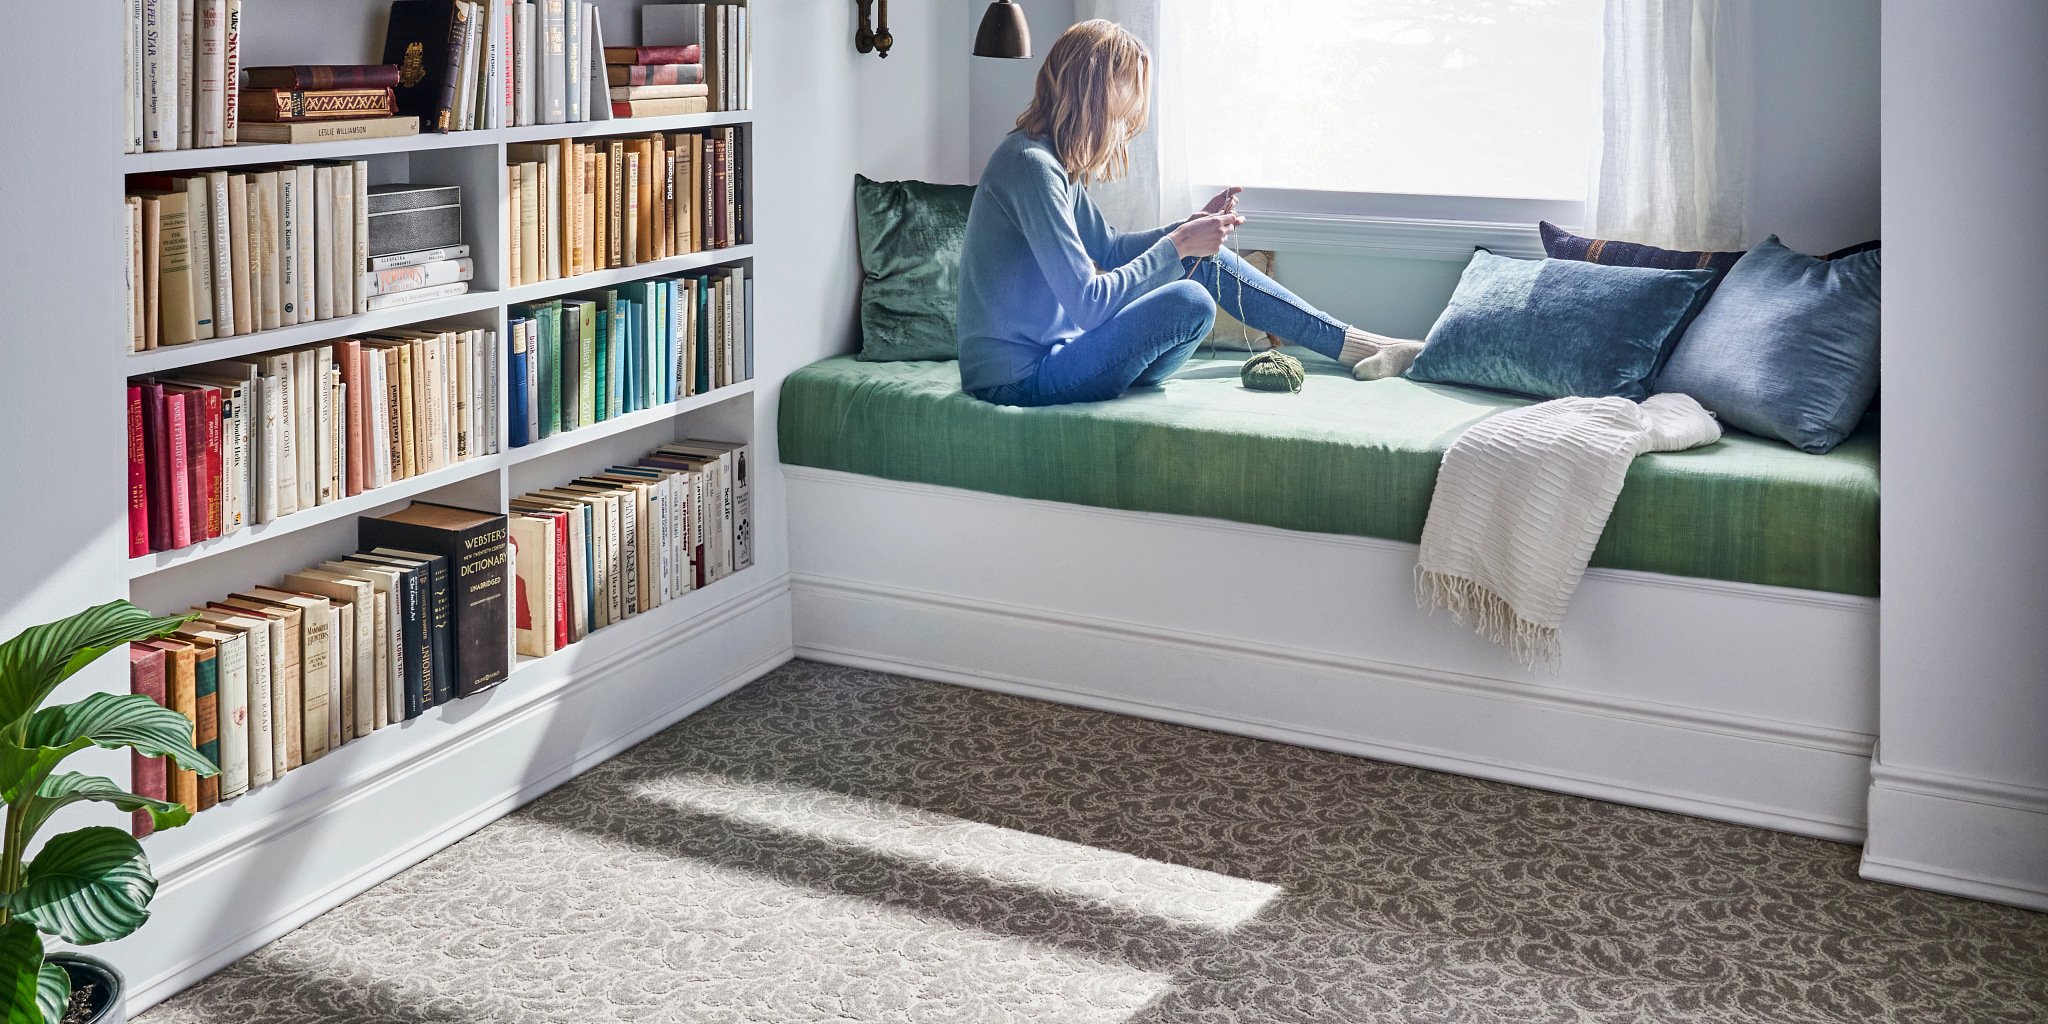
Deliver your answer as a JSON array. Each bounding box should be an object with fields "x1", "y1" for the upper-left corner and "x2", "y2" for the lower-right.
[{"x1": 974, "y1": 1, "x2": 1032, "y2": 59}]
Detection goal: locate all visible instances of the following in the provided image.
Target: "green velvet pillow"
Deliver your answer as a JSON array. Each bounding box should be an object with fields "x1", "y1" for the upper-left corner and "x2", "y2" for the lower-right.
[{"x1": 854, "y1": 174, "x2": 975, "y2": 362}]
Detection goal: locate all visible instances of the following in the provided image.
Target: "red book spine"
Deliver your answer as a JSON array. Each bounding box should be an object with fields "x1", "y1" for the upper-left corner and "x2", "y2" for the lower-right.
[
  {"x1": 608, "y1": 45, "x2": 700, "y2": 66},
  {"x1": 712, "y1": 138, "x2": 728, "y2": 249},
  {"x1": 243, "y1": 64, "x2": 403, "y2": 89},
  {"x1": 165, "y1": 392, "x2": 193, "y2": 549},
  {"x1": 127, "y1": 387, "x2": 150, "y2": 558},
  {"x1": 142, "y1": 383, "x2": 171, "y2": 551},
  {"x1": 200, "y1": 387, "x2": 224, "y2": 539},
  {"x1": 619, "y1": 64, "x2": 703, "y2": 86},
  {"x1": 129, "y1": 646, "x2": 169, "y2": 838},
  {"x1": 553, "y1": 513, "x2": 570, "y2": 650}
]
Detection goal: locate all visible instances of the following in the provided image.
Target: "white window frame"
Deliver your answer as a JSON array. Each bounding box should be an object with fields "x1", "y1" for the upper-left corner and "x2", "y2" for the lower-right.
[{"x1": 1222, "y1": 188, "x2": 1581, "y2": 262}]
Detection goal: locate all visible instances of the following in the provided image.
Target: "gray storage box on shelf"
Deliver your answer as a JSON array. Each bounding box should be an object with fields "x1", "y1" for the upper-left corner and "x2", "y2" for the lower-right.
[{"x1": 366, "y1": 183, "x2": 462, "y2": 257}]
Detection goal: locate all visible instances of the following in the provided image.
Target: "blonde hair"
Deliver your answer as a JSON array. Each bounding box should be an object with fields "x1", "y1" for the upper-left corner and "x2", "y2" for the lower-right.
[{"x1": 1014, "y1": 19, "x2": 1151, "y2": 185}]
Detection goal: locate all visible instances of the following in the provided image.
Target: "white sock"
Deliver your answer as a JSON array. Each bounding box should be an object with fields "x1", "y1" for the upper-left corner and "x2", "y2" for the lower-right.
[{"x1": 1339, "y1": 327, "x2": 1424, "y2": 381}]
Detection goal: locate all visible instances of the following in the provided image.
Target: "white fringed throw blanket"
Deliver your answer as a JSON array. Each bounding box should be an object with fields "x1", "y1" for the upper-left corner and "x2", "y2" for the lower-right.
[{"x1": 1417, "y1": 393, "x2": 1721, "y2": 666}]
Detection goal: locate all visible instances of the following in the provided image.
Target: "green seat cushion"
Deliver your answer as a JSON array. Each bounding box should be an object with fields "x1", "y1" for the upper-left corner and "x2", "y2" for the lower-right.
[{"x1": 779, "y1": 350, "x2": 1879, "y2": 596}]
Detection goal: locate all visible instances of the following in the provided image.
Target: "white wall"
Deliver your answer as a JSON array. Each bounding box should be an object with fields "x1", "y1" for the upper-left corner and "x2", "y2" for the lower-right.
[
  {"x1": 969, "y1": 0, "x2": 1075, "y2": 178},
  {"x1": 1864, "y1": 0, "x2": 2048, "y2": 908}
]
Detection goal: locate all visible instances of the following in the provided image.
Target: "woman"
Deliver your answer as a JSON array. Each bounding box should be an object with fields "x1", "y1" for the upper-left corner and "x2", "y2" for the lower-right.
[{"x1": 956, "y1": 19, "x2": 1422, "y2": 407}]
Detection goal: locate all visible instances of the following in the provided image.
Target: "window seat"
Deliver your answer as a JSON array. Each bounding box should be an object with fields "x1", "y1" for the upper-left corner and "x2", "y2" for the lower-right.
[{"x1": 778, "y1": 349, "x2": 1879, "y2": 596}]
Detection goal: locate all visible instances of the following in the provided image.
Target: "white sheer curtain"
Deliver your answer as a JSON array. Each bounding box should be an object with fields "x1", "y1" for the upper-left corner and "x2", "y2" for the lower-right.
[
  {"x1": 1589, "y1": 0, "x2": 1751, "y2": 250},
  {"x1": 1071, "y1": 0, "x2": 1194, "y2": 232}
]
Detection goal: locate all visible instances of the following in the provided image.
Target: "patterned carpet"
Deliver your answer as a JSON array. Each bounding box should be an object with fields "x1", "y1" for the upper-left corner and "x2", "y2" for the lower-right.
[{"x1": 141, "y1": 660, "x2": 2048, "y2": 1023}]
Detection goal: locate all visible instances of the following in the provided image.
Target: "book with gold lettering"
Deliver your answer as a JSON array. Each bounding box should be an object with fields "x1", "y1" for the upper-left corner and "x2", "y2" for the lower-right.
[
  {"x1": 237, "y1": 87, "x2": 399, "y2": 122},
  {"x1": 360, "y1": 503, "x2": 510, "y2": 696}
]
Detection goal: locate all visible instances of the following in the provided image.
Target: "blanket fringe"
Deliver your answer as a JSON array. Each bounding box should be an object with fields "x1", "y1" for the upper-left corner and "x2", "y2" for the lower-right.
[{"x1": 1415, "y1": 566, "x2": 1561, "y2": 671}]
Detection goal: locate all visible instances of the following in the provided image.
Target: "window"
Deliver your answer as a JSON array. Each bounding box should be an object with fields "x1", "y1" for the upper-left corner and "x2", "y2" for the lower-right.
[{"x1": 1175, "y1": 0, "x2": 1602, "y2": 218}]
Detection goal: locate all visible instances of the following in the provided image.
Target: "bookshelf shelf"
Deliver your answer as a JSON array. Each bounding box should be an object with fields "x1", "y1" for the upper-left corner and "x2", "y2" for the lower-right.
[
  {"x1": 126, "y1": 455, "x2": 503, "y2": 580},
  {"x1": 503, "y1": 379, "x2": 754, "y2": 466},
  {"x1": 129, "y1": 289, "x2": 504, "y2": 375},
  {"x1": 502, "y1": 246, "x2": 754, "y2": 305},
  {"x1": 123, "y1": 112, "x2": 754, "y2": 176}
]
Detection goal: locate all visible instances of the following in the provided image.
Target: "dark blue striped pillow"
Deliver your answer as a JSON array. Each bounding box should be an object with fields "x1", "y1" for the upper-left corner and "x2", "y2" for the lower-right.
[{"x1": 1538, "y1": 221, "x2": 1745, "y2": 277}]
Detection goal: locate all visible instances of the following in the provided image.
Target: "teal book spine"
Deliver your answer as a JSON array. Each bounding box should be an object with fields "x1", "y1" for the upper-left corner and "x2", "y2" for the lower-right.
[
  {"x1": 542, "y1": 303, "x2": 562, "y2": 437},
  {"x1": 695, "y1": 278, "x2": 711, "y2": 396},
  {"x1": 592, "y1": 305, "x2": 609, "y2": 422},
  {"x1": 610, "y1": 301, "x2": 626, "y2": 413},
  {"x1": 194, "y1": 651, "x2": 220, "y2": 809}
]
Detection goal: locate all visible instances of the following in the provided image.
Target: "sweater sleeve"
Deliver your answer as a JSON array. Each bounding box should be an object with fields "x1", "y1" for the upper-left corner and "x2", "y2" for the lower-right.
[
  {"x1": 996, "y1": 154, "x2": 1183, "y2": 332},
  {"x1": 1071, "y1": 189, "x2": 1176, "y2": 270}
]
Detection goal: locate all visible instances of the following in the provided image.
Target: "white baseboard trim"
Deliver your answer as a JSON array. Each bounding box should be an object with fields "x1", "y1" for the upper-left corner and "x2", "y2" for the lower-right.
[
  {"x1": 792, "y1": 573, "x2": 1873, "y2": 843},
  {"x1": 120, "y1": 578, "x2": 796, "y2": 1014},
  {"x1": 1861, "y1": 757, "x2": 2048, "y2": 910}
]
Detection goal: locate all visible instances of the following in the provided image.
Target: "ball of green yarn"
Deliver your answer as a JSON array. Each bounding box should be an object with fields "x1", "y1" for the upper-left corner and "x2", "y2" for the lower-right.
[{"x1": 1241, "y1": 350, "x2": 1306, "y2": 393}]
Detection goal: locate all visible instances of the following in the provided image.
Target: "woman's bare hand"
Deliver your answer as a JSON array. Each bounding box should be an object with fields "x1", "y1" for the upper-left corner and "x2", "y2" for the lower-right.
[
  {"x1": 1197, "y1": 186, "x2": 1242, "y2": 218},
  {"x1": 1171, "y1": 212, "x2": 1243, "y2": 259}
]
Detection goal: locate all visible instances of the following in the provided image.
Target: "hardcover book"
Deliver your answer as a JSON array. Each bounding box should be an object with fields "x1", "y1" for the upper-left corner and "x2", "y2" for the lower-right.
[
  {"x1": 239, "y1": 87, "x2": 398, "y2": 122},
  {"x1": 360, "y1": 505, "x2": 510, "y2": 696},
  {"x1": 344, "y1": 552, "x2": 437, "y2": 716},
  {"x1": 383, "y1": 0, "x2": 471, "y2": 132},
  {"x1": 360, "y1": 503, "x2": 507, "y2": 696},
  {"x1": 244, "y1": 64, "x2": 405, "y2": 89},
  {"x1": 128, "y1": 645, "x2": 170, "y2": 837}
]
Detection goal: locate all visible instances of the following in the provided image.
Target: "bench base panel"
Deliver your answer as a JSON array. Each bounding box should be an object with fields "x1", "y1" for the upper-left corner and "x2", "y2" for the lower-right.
[{"x1": 787, "y1": 467, "x2": 1879, "y2": 843}]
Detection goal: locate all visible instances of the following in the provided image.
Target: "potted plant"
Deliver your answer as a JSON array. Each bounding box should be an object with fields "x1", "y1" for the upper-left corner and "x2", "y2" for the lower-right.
[{"x1": 0, "y1": 600, "x2": 217, "y2": 1024}]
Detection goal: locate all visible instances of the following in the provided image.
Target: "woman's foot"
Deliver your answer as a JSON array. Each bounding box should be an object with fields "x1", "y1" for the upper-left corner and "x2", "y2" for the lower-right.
[{"x1": 1339, "y1": 327, "x2": 1424, "y2": 381}]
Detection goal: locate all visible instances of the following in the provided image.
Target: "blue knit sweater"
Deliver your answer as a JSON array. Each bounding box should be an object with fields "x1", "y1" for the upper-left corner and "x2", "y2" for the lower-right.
[{"x1": 956, "y1": 132, "x2": 1183, "y2": 392}]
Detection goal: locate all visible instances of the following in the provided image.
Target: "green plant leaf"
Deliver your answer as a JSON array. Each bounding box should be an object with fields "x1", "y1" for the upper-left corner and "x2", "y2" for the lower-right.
[
  {"x1": 10, "y1": 828, "x2": 156, "y2": 946},
  {"x1": 23, "y1": 694, "x2": 220, "y2": 776},
  {"x1": 0, "y1": 921, "x2": 44, "y2": 1024},
  {"x1": 32, "y1": 963, "x2": 65, "y2": 1024},
  {"x1": 14, "y1": 774, "x2": 192, "y2": 845},
  {"x1": 0, "y1": 601, "x2": 190, "y2": 736}
]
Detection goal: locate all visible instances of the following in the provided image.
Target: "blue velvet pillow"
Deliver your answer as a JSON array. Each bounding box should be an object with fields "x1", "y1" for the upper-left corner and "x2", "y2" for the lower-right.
[
  {"x1": 1407, "y1": 250, "x2": 1718, "y2": 401},
  {"x1": 1654, "y1": 236, "x2": 1881, "y2": 454}
]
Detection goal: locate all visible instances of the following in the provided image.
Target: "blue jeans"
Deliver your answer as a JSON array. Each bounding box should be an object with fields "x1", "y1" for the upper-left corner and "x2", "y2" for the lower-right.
[{"x1": 970, "y1": 247, "x2": 1350, "y2": 407}]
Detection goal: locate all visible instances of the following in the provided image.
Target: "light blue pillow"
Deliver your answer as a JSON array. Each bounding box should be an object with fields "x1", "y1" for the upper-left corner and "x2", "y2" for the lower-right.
[
  {"x1": 1654, "y1": 236, "x2": 1881, "y2": 453},
  {"x1": 1407, "y1": 250, "x2": 1717, "y2": 401}
]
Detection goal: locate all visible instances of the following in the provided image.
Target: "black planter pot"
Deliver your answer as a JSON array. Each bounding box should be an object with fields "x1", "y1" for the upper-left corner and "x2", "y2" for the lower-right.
[{"x1": 44, "y1": 953, "x2": 125, "y2": 1024}]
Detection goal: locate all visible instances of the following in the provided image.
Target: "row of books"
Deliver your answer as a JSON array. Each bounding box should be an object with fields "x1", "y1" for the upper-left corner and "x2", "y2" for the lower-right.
[
  {"x1": 626, "y1": 3, "x2": 751, "y2": 114},
  {"x1": 127, "y1": 327, "x2": 501, "y2": 557},
  {"x1": 505, "y1": 126, "x2": 747, "y2": 287},
  {"x1": 125, "y1": 164, "x2": 470, "y2": 349},
  {"x1": 124, "y1": 0, "x2": 244, "y2": 153},
  {"x1": 508, "y1": 268, "x2": 749, "y2": 446},
  {"x1": 126, "y1": 467, "x2": 751, "y2": 828},
  {"x1": 127, "y1": 502, "x2": 514, "y2": 829},
  {"x1": 511, "y1": 440, "x2": 753, "y2": 656}
]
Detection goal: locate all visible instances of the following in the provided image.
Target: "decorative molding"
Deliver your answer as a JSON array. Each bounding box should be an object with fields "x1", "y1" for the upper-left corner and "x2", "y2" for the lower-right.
[
  {"x1": 1868, "y1": 758, "x2": 2048, "y2": 815},
  {"x1": 790, "y1": 572, "x2": 1874, "y2": 842},
  {"x1": 1231, "y1": 209, "x2": 1547, "y2": 261},
  {"x1": 794, "y1": 572, "x2": 1874, "y2": 756},
  {"x1": 1857, "y1": 855, "x2": 2048, "y2": 912},
  {"x1": 1859, "y1": 750, "x2": 2048, "y2": 910},
  {"x1": 124, "y1": 579, "x2": 796, "y2": 1014},
  {"x1": 781, "y1": 466, "x2": 1879, "y2": 613}
]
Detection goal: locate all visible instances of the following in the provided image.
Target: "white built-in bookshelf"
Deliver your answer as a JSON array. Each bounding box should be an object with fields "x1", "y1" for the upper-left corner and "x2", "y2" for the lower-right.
[{"x1": 111, "y1": 4, "x2": 778, "y2": 995}]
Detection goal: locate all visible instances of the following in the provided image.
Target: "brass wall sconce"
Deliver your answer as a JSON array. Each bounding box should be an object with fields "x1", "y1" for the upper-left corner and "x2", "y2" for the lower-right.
[{"x1": 856, "y1": 0, "x2": 894, "y2": 58}]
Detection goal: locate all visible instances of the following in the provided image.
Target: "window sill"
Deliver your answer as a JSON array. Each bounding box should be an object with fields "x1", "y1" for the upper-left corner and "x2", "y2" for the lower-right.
[{"x1": 1231, "y1": 209, "x2": 1552, "y2": 262}]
